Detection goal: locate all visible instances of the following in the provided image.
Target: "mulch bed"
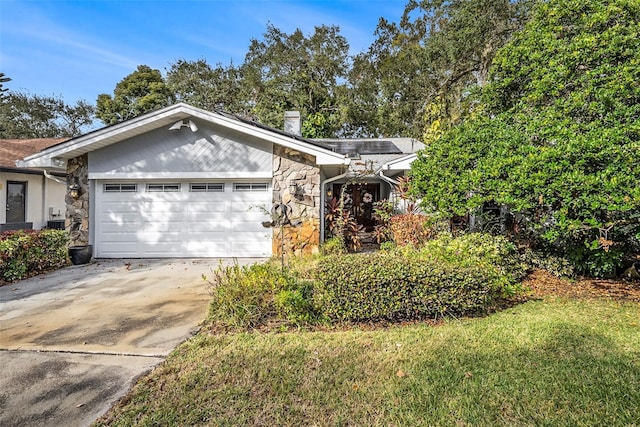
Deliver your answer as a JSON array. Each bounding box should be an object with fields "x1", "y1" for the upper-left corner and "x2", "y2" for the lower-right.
[{"x1": 524, "y1": 269, "x2": 640, "y2": 302}]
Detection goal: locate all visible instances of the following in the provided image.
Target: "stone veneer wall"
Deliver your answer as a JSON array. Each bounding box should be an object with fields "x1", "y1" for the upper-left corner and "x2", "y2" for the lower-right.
[
  {"x1": 272, "y1": 145, "x2": 321, "y2": 256},
  {"x1": 65, "y1": 154, "x2": 90, "y2": 247}
]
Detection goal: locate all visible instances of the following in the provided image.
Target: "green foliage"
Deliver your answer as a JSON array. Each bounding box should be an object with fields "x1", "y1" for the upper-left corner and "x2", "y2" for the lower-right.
[
  {"x1": 411, "y1": 0, "x2": 640, "y2": 277},
  {"x1": 0, "y1": 91, "x2": 95, "y2": 138},
  {"x1": 344, "y1": 0, "x2": 534, "y2": 138},
  {"x1": 240, "y1": 24, "x2": 350, "y2": 138},
  {"x1": 420, "y1": 233, "x2": 527, "y2": 284},
  {"x1": 314, "y1": 233, "x2": 525, "y2": 322},
  {"x1": 0, "y1": 229, "x2": 69, "y2": 282},
  {"x1": 0, "y1": 73, "x2": 11, "y2": 100},
  {"x1": 521, "y1": 248, "x2": 576, "y2": 278},
  {"x1": 320, "y1": 237, "x2": 346, "y2": 255},
  {"x1": 165, "y1": 59, "x2": 245, "y2": 113},
  {"x1": 206, "y1": 261, "x2": 318, "y2": 329},
  {"x1": 96, "y1": 65, "x2": 174, "y2": 125},
  {"x1": 372, "y1": 199, "x2": 394, "y2": 243}
]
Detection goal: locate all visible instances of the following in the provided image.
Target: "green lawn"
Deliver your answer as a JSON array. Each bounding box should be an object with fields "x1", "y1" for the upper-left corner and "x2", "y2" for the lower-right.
[{"x1": 95, "y1": 297, "x2": 640, "y2": 426}]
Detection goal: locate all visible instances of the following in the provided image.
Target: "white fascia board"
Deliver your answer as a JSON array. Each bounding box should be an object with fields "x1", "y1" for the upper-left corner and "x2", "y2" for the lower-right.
[
  {"x1": 20, "y1": 104, "x2": 192, "y2": 167},
  {"x1": 19, "y1": 102, "x2": 348, "y2": 168},
  {"x1": 15, "y1": 157, "x2": 66, "y2": 170},
  {"x1": 186, "y1": 108, "x2": 349, "y2": 165},
  {"x1": 88, "y1": 171, "x2": 273, "y2": 180},
  {"x1": 383, "y1": 153, "x2": 417, "y2": 172}
]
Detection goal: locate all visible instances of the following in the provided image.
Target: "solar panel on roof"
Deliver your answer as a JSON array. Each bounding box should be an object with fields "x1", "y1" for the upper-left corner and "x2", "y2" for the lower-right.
[{"x1": 333, "y1": 140, "x2": 402, "y2": 155}]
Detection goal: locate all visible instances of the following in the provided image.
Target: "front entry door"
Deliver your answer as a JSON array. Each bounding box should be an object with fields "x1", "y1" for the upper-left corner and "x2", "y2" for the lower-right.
[
  {"x1": 6, "y1": 182, "x2": 26, "y2": 223},
  {"x1": 332, "y1": 183, "x2": 380, "y2": 230}
]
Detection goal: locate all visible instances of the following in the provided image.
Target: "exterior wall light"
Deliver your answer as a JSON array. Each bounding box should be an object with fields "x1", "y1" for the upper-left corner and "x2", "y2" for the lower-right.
[
  {"x1": 288, "y1": 182, "x2": 297, "y2": 194},
  {"x1": 69, "y1": 183, "x2": 80, "y2": 199}
]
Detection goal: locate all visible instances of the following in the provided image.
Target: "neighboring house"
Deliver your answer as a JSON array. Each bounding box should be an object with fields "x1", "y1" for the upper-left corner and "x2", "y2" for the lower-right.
[
  {"x1": 17, "y1": 103, "x2": 421, "y2": 258},
  {"x1": 0, "y1": 139, "x2": 67, "y2": 232}
]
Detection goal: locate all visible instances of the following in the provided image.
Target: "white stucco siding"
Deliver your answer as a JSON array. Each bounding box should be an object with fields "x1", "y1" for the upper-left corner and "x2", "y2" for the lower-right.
[
  {"x1": 88, "y1": 120, "x2": 273, "y2": 179},
  {"x1": 0, "y1": 172, "x2": 66, "y2": 228}
]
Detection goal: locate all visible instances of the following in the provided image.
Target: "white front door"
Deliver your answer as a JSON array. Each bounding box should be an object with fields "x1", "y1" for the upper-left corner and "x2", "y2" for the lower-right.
[{"x1": 94, "y1": 180, "x2": 272, "y2": 258}]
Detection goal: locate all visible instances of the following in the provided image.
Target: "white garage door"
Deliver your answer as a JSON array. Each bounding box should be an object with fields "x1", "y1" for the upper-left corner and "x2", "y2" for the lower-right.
[{"x1": 94, "y1": 180, "x2": 272, "y2": 258}]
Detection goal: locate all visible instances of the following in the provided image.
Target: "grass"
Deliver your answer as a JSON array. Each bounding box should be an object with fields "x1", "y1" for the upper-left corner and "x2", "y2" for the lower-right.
[{"x1": 94, "y1": 297, "x2": 640, "y2": 426}]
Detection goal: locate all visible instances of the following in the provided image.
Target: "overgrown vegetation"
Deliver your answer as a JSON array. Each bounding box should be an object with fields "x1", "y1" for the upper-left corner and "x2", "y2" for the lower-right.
[
  {"x1": 0, "y1": 229, "x2": 69, "y2": 282},
  {"x1": 205, "y1": 261, "x2": 319, "y2": 329},
  {"x1": 205, "y1": 233, "x2": 525, "y2": 330},
  {"x1": 94, "y1": 297, "x2": 640, "y2": 426},
  {"x1": 410, "y1": 0, "x2": 640, "y2": 278}
]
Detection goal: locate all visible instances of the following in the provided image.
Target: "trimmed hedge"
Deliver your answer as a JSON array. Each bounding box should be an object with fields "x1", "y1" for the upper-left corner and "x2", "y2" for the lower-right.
[
  {"x1": 0, "y1": 229, "x2": 69, "y2": 282},
  {"x1": 313, "y1": 233, "x2": 526, "y2": 322}
]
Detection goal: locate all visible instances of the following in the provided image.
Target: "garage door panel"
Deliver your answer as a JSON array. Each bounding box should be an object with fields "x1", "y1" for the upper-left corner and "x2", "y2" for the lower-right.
[
  {"x1": 187, "y1": 202, "x2": 227, "y2": 213},
  {"x1": 142, "y1": 221, "x2": 183, "y2": 233},
  {"x1": 187, "y1": 222, "x2": 228, "y2": 232},
  {"x1": 187, "y1": 212, "x2": 229, "y2": 222},
  {"x1": 99, "y1": 242, "x2": 139, "y2": 255},
  {"x1": 140, "y1": 202, "x2": 184, "y2": 214},
  {"x1": 96, "y1": 180, "x2": 272, "y2": 258}
]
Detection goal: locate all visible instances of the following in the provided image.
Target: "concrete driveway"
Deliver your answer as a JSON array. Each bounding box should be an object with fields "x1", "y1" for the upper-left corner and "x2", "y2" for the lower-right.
[{"x1": 0, "y1": 258, "x2": 263, "y2": 427}]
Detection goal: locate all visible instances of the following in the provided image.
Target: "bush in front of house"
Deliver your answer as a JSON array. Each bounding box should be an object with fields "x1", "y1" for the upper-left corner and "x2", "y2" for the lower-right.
[
  {"x1": 0, "y1": 229, "x2": 69, "y2": 282},
  {"x1": 388, "y1": 214, "x2": 434, "y2": 247},
  {"x1": 206, "y1": 233, "x2": 526, "y2": 328},
  {"x1": 313, "y1": 233, "x2": 526, "y2": 322},
  {"x1": 205, "y1": 261, "x2": 319, "y2": 329}
]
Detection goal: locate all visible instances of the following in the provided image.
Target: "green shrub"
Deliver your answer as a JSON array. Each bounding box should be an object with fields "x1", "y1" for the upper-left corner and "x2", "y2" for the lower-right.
[
  {"x1": 320, "y1": 237, "x2": 346, "y2": 255},
  {"x1": 521, "y1": 248, "x2": 576, "y2": 278},
  {"x1": 0, "y1": 229, "x2": 69, "y2": 282},
  {"x1": 206, "y1": 261, "x2": 319, "y2": 329},
  {"x1": 420, "y1": 232, "x2": 528, "y2": 284},
  {"x1": 314, "y1": 233, "x2": 525, "y2": 322}
]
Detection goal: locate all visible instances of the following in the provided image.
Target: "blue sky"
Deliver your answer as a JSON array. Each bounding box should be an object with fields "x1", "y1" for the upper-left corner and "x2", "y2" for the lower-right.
[{"x1": 0, "y1": 0, "x2": 407, "y2": 105}]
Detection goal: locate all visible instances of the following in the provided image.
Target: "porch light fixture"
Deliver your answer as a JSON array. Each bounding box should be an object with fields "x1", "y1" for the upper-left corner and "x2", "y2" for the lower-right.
[
  {"x1": 69, "y1": 183, "x2": 81, "y2": 199},
  {"x1": 288, "y1": 182, "x2": 297, "y2": 194},
  {"x1": 168, "y1": 119, "x2": 198, "y2": 132},
  {"x1": 326, "y1": 188, "x2": 333, "y2": 198}
]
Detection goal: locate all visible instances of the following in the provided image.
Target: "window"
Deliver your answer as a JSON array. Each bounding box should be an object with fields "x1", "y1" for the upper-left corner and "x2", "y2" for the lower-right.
[
  {"x1": 146, "y1": 183, "x2": 181, "y2": 192},
  {"x1": 104, "y1": 183, "x2": 137, "y2": 193},
  {"x1": 233, "y1": 182, "x2": 269, "y2": 192},
  {"x1": 190, "y1": 183, "x2": 225, "y2": 192}
]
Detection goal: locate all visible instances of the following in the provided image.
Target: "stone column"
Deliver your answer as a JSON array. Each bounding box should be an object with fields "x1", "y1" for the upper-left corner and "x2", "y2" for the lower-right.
[
  {"x1": 65, "y1": 154, "x2": 90, "y2": 247},
  {"x1": 272, "y1": 146, "x2": 321, "y2": 256}
]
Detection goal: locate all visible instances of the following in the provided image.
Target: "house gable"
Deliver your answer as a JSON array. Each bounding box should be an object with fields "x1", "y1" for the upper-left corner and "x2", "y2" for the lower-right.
[
  {"x1": 17, "y1": 103, "x2": 347, "y2": 171},
  {"x1": 88, "y1": 119, "x2": 273, "y2": 179}
]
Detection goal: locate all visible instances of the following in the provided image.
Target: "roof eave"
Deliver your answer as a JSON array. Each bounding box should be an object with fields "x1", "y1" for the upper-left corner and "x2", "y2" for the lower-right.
[{"x1": 19, "y1": 103, "x2": 349, "y2": 168}]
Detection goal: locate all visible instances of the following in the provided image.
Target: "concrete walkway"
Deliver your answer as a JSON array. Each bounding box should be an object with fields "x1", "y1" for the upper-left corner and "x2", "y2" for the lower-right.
[{"x1": 0, "y1": 258, "x2": 263, "y2": 427}]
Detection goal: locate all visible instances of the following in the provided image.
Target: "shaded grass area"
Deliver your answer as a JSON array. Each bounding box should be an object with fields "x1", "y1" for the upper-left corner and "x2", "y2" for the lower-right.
[{"x1": 95, "y1": 298, "x2": 640, "y2": 426}]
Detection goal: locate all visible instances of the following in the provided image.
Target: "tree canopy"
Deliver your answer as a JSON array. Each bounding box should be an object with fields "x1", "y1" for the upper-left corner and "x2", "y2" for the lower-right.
[
  {"x1": 96, "y1": 65, "x2": 174, "y2": 125},
  {"x1": 410, "y1": 0, "x2": 640, "y2": 277},
  {"x1": 344, "y1": 0, "x2": 533, "y2": 139},
  {"x1": 0, "y1": 91, "x2": 95, "y2": 138}
]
